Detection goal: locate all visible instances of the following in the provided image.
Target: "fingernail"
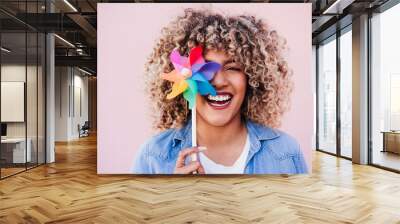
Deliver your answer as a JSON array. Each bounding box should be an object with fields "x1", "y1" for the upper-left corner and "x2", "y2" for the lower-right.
[{"x1": 198, "y1": 146, "x2": 207, "y2": 152}]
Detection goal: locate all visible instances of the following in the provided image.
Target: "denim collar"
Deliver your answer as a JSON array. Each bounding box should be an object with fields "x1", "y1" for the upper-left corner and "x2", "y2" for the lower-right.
[{"x1": 166, "y1": 118, "x2": 281, "y2": 160}]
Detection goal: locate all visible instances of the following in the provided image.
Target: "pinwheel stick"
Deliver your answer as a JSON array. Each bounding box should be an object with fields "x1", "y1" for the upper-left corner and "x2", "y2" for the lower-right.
[
  {"x1": 191, "y1": 104, "x2": 198, "y2": 174},
  {"x1": 191, "y1": 106, "x2": 196, "y2": 149},
  {"x1": 161, "y1": 46, "x2": 221, "y2": 174}
]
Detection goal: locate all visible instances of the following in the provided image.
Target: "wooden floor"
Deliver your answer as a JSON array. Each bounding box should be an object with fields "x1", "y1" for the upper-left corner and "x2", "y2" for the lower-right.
[
  {"x1": 373, "y1": 150, "x2": 400, "y2": 171},
  {"x1": 1, "y1": 135, "x2": 400, "y2": 224},
  {"x1": 0, "y1": 167, "x2": 26, "y2": 178}
]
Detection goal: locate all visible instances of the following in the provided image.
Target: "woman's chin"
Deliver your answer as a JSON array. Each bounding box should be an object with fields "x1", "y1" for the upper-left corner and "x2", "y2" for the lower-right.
[{"x1": 201, "y1": 115, "x2": 233, "y2": 127}]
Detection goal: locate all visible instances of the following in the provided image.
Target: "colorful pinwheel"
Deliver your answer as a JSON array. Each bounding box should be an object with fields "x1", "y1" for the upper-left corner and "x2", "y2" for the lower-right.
[
  {"x1": 161, "y1": 46, "x2": 221, "y2": 109},
  {"x1": 161, "y1": 46, "x2": 221, "y2": 171}
]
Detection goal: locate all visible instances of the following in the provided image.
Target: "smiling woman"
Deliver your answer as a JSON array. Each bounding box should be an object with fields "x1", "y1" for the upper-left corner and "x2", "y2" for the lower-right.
[{"x1": 132, "y1": 8, "x2": 308, "y2": 174}]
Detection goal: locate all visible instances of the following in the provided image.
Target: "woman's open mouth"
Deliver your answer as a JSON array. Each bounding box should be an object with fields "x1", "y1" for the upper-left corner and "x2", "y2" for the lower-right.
[{"x1": 205, "y1": 92, "x2": 233, "y2": 110}]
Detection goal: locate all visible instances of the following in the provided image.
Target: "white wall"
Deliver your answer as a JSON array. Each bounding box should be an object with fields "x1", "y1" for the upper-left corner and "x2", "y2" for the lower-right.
[
  {"x1": 72, "y1": 73, "x2": 89, "y2": 138},
  {"x1": 1, "y1": 82, "x2": 25, "y2": 122},
  {"x1": 55, "y1": 66, "x2": 70, "y2": 141},
  {"x1": 55, "y1": 67, "x2": 89, "y2": 141}
]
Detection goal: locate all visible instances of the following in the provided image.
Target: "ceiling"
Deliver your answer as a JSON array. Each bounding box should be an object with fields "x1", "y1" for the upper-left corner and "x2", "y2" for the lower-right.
[{"x1": 0, "y1": 0, "x2": 392, "y2": 75}]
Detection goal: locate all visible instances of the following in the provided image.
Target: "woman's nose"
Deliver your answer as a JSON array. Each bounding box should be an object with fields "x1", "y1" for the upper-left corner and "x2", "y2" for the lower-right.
[{"x1": 211, "y1": 70, "x2": 228, "y2": 88}]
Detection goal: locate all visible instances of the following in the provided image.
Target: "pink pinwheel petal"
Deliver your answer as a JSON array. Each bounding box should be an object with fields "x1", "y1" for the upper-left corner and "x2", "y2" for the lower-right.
[
  {"x1": 170, "y1": 49, "x2": 182, "y2": 65},
  {"x1": 170, "y1": 49, "x2": 190, "y2": 72},
  {"x1": 189, "y1": 46, "x2": 205, "y2": 66}
]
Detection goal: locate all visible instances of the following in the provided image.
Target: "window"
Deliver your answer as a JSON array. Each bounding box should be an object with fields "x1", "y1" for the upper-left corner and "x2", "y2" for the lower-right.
[
  {"x1": 0, "y1": 1, "x2": 46, "y2": 179},
  {"x1": 371, "y1": 3, "x2": 400, "y2": 171},
  {"x1": 340, "y1": 28, "x2": 352, "y2": 158},
  {"x1": 317, "y1": 36, "x2": 337, "y2": 154}
]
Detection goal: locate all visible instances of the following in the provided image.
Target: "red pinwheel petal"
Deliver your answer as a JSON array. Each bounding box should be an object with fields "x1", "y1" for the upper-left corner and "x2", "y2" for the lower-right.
[{"x1": 189, "y1": 46, "x2": 205, "y2": 66}]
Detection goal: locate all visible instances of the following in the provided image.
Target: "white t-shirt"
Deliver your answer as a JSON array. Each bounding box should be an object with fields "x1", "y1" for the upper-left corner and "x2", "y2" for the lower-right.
[{"x1": 199, "y1": 134, "x2": 250, "y2": 174}]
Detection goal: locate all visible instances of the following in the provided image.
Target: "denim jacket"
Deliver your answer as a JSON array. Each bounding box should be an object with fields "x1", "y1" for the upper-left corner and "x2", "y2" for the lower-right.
[{"x1": 132, "y1": 120, "x2": 308, "y2": 174}]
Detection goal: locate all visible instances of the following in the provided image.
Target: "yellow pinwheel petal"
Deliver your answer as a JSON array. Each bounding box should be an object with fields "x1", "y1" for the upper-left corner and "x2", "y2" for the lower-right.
[
  {"x1": 161, "y1": 70, "x2": 184, "y2": 82},
  {"x1": 166, "y1": 80, "x2": 188, "y2": 99}
]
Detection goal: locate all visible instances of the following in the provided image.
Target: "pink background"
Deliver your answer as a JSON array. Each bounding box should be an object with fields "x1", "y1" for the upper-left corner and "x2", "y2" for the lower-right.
[{"x1": 97, "y1": 3, "x2": 313, "y2": 174}]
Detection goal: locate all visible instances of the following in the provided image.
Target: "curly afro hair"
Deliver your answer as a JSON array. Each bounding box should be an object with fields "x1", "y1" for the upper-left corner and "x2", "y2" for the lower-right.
[{"x1": 144, "y1": 8, "x2": 292, "y2": 130}]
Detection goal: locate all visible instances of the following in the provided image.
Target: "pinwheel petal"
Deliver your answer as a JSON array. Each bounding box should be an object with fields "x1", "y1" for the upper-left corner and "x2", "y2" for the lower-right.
[
  {"x1": 191, "y1": 63, "x2": 205, "y2": 74},
  {"x1": 197, "y1": 80, "x2": 216, "y2": 96},
  {"x1": 164, "y1": 46, "x2": 222, "y2": 109},
  {"x1": 190, "y1": 73, "x2": 216, "y2": 95},
  {"x1": 183, "y1": 79, "x2": 197, "y2": 109},
  {"x1": 183, "y1": 89, "x2": 196, "y2": 109},
  {"x1": 170, "y1": 49, "x2": 189, "y2": 72},
  {"x1": 189, "y1": 46, "x2": 205, "y2": 66},
  {"x1": 166, "y1": 80, "x2": 188, "y2": 99},
  {"x1": 186, "y1": 79, "x2": 198, "y2": 95},
  {"x1": 194, "y1": 62, "x2": 221, "y2": 80},
  {"x1": 191, "y1": 72, "x2": 207, "y2": 82},
  {"x1": 161, "y1": 70, "x2": 184, "y2": 82}
]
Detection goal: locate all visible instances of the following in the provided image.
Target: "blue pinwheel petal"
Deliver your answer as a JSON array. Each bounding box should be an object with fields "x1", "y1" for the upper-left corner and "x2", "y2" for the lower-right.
[
  {"x1": 191, "y1": 72, "x2": 216, "y2": 96},
  {"x1": 194, "y1": 62, "x2": 221, "y2": 80},
  {"x1": 191, "y1": 63, "x2": 205, "y2": 74},
  {"x1": 197, "y1": 81, "x2": 216, "y2": 96},
  {"x1": 191, "y1": 72, "x2": 207, "y2": 82}
]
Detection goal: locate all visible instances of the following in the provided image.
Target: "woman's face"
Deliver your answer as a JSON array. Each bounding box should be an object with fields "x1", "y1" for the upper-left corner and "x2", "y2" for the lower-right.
[{"x1": 196, "y1": 50, "x2": 247, "y2": 127}]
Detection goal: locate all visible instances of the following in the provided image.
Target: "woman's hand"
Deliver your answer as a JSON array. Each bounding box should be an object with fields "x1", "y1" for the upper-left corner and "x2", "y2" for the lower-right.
[{"x1": 174, "y1": 147, "x2": 205, "y2": 174}]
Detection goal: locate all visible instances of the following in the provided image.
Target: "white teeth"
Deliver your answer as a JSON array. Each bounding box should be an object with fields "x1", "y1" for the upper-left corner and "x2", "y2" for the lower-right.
[
  {"x1": 207, "y1": 94, "x2": 232, "y2": 101},
  {"x1": 210, "y1": 101, "x2": 230, "y2": 107}
]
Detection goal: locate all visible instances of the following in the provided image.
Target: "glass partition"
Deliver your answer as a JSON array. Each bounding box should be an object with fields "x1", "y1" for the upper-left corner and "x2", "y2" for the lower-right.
[
  {"x1": 27, "y1": 31, "x2": 38, "y2": 169},
  {"x1": 317, "y1": 36, "x2": 337, "y2": 154},
  {"x1": 371, "y1": 3, "x2": 400, "y2": 171},
  {"x1": 1, "y1": 31, "x2": 28, "y2": 177},
  {"x1": 339, "y1": 28, "x2": 352, "y2": 158},
  {"x1": 0, "y1": 1, "x2": 46, "y2": 179},
  {"x1": 38, "y1": 32, "x2": 45, "y2": 165}
]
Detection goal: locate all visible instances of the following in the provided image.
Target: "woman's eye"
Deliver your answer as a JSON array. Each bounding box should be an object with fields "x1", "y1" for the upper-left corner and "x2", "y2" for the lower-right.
[{"x1": 226, "y1": 67, "x2": 242, "y2": 72}]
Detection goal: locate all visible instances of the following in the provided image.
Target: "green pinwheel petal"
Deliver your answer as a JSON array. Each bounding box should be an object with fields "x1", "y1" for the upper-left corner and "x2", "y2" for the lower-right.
[
  {"x1": 183, "y1": 79, "x2": 198, "y2": 109},
  {"x1": 183, "y1": 89, "x2": 196, "y2": 109},
  {"x1": 186, "y1": 79, "x2": 197, "y2": 94}
]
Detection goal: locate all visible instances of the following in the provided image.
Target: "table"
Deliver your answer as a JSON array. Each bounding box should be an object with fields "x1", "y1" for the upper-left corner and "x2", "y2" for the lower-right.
[
  {"x1": 381, "y1": 131, "x2": 400, "y2": 154},
  {"x1": 1, "y1": 138, "x2": 32, "y2": 163}
]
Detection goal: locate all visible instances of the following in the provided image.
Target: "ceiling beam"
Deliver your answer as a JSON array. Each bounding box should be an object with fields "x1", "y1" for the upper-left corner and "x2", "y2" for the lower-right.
[
  {"x1": 67, "y1": 13, "x2": 97, "y2": 46},
  {"x1": 55, "y1": 55, "x2": 96, "y2": 70}
]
